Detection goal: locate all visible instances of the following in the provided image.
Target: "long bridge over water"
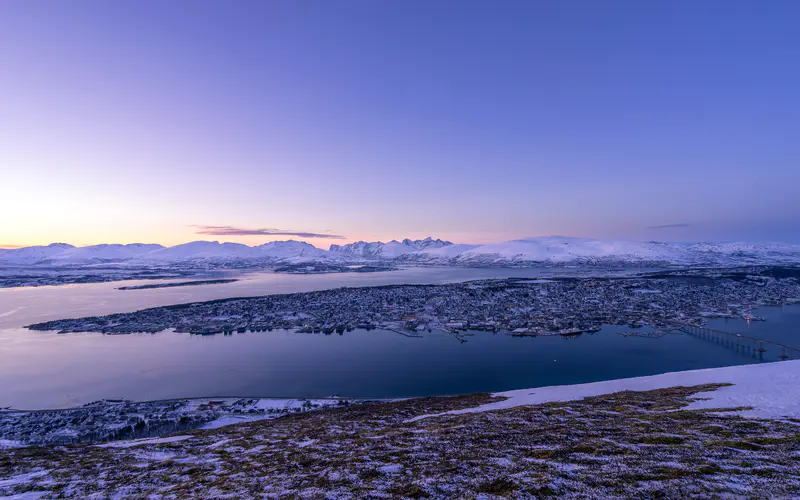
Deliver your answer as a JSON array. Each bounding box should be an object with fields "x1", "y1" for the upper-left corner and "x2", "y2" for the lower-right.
[{"x1": 667, "y1": 321, "x2": 800, "y2": 362}]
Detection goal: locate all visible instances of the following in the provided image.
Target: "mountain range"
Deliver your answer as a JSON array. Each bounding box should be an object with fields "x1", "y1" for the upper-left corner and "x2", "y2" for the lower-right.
[{"x1": 2, "y1": 237, "x2": 800, "y2": 268}]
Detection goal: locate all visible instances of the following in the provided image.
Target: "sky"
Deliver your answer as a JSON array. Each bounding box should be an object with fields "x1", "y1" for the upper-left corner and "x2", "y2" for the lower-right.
[{"x1": 1, "y1": 0, "x2": 799, "y2": 249}]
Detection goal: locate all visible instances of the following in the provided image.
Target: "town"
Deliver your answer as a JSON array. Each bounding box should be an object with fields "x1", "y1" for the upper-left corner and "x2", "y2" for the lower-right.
[
  {"x1": 28, "y1": 267, "x2": 800, "y2": 337},
  {"x1": 0, "y1": 397, "x2": 357, "y2": 446}
]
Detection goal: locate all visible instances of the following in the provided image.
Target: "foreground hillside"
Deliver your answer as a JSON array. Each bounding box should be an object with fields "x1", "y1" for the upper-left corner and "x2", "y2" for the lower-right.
[{"x1": 2, "y1": 362, "x2": 799, "y2": 499}]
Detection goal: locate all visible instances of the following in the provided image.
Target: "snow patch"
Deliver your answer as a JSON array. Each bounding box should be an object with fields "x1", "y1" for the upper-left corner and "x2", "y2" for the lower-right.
[
  {"x1": 95, "y1": 435, "x2": 192, "y2": 448},
  {"x1": 207, "y1": 439, "x2": 233, "y2": 449},
  {"x1": 0, "y1": 440, "x2": 24, "y2": 449},
  {"x1": 0, "y1": 492, "x2": 51, "y2": 500},
  {"x1": 0, "y1": 470, "x2": 48, "y2": 488},
  {"x1": 408, "y1": 360, "x2": 800, "y2": 422},
  {"x1": 377, "y1": 463, "x2": 403, "y2": 474}
]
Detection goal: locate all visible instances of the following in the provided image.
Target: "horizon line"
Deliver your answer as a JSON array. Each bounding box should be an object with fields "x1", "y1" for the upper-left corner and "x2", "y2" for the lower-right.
[{"x1": 3, "y1": 236, "x2": 797, "y2": 251}]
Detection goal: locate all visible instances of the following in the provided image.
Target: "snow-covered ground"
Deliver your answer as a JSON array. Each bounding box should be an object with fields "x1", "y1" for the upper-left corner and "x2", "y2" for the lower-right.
[
  {"x1": 4, "y1": 236, "x2": 800, "y2": 268},
  {"x1": 0, "y1": 440, "x2": 24, "y2": 449},
  {"x1": 6, "y1": 368, "x2": 800, "y2": 498},
  {"x1": 4, "y1": 364, "x2": 800, "y2": 498},
  {"x1": 409, "y1": 360, "x2": 800, "y2": 422},
  {"x1": 197, "y1": 398, "x2": 348, "y2": 430},
  {"x1": 0, "y1": 470, "x2": 48, "y2": 488},
  {"x1": 0, "y1": 492, "x2": 50, "y2": 500},
  {"x1": 94, "y1": 435, "x2": 193, "y2": 448}
]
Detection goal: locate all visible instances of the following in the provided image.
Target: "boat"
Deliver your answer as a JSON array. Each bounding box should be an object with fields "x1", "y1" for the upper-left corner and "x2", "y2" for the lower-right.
[{"x1": 558, "y1": 327, "x2": 584, "y2": 338}]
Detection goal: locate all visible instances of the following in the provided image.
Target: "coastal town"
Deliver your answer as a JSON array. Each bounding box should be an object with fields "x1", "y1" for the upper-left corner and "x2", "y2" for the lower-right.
[
  {"x1": 28, "y1": 267, "x2": 800, "y2": 337},
  {"x1": 0, "y1": 397, "x2": 357, "y2": 446}
]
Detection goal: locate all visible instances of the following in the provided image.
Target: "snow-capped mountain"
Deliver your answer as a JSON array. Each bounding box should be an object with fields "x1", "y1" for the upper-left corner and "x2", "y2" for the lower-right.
[
  {"x1": 139, "y1": 241, "x2": 262, "y2": 262},
  {"x1": 2, "y1": 237, "x2": 800, "y2": 268},
  {"x1": 452, "y1": 237, "x2": 691, "y2": 265},
  {"x1": 329, "y1": 237, "x2": 452, "y2": 259},
  {"x1": 449, "y1": 237, "x2": 800, "y2": 267},
  {"x1": 0, "y1": 243, "x2": 77, "y2": 265},
  {"x1": 55, "y1": 244, "x2": 165, "y2": 264},
  {"x1": 395, "y1": 243, "x2": 479, "y2": 262},
  {"x1": 133, "y1": 240, "x2": 328, "y2": 265},
  {"x1": 0, "y1": 240, "x2": 331, "y2": 267},
  {"x1": 0, "y1": 243, "x2": 164, "y2": 266},
  {"x1": 256, "y1": 240, "x2": 328, "y2": 261}
]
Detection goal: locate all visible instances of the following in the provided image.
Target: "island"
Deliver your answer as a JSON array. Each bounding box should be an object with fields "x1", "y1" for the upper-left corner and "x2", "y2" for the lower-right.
[
  {"x1": 273, "y1": 263, "x2": 396, "y2": 274},
  {"x1": 117, "y1": 278, "x2": 238, "y2": 290},
  {"x1": 27, "y1": 266, "x2": 800, "y2": 337}
]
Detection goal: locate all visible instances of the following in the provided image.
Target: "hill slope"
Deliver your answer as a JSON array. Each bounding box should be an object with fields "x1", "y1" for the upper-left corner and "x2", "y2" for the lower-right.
[{"x1": 3, "y1": 361, "x2": 799, "y2": 498}]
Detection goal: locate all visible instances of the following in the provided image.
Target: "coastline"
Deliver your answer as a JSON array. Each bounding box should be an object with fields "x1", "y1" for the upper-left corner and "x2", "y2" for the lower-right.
[
  {"x1": 3, "y1": 360, "x2": 800, "y2": 498},
  {"x1": 4, "y1": 360, "x2": 798, "y2": 448}
]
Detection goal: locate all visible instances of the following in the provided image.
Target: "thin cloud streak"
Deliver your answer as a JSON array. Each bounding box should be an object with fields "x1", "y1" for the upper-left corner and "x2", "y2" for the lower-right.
[
  {"x1": 194, "y1": 225, "x2": 345, "y2": 239},
  {"x1": 648, "y1": 223, "x2": 691, "y2": 229}
]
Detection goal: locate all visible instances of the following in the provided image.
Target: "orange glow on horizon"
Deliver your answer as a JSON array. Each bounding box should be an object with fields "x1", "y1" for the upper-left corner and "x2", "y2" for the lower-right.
[{"x1": 0, "y1": 229, "x2": 534, "y2": 250}]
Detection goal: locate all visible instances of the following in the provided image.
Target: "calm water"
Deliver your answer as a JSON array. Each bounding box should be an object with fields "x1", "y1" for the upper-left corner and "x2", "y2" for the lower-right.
[
  {"x1": 1, "y1": 267, "x2": 796, "y2": 409},
  {"x1": 705, "y1": 306, "x2": 800, "y2": 347}
]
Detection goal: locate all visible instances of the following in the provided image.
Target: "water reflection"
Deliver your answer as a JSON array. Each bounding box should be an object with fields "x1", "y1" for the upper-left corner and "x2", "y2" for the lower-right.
[
  {"x1": 0, "y1": 322, "x2": 773, "y2": 410},
  {"x1": 1, "y1": 268, "x2": 797, "y2": 410}
]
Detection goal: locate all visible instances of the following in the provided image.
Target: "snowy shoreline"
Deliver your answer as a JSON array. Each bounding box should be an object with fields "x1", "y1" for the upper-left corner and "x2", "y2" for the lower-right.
[
  {"x1": 410, "y1": 359, "x2": 800, "y2": 422},
  {"x1": 0, "y1": 397, "x2": 366, "y2": 447},
  {"x1": 5, "y1": 362, "x2": 800, "y2": 498},
  {"x1": 4, "y1": 361, "x2": 799, "y2": 449}
]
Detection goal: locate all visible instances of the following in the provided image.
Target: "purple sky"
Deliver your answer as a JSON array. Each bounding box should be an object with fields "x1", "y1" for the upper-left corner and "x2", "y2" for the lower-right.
[{"x1": 1, "y1": 1, "x2": 799, "y2": 247}]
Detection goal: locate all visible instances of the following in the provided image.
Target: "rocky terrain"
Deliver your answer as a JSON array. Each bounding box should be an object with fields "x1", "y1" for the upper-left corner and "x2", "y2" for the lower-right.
[{"x1": 2, "y1": 382, "x2": 799, "y2": 499}]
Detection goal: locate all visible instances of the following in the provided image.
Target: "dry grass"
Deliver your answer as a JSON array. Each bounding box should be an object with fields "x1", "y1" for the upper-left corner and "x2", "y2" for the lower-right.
[{"x1": 2, "y1": 386, "x2": 799, "y2": 498}]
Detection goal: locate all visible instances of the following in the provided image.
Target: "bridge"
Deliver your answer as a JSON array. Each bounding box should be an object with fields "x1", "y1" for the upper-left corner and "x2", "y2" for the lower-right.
[{"x1": 667, "y1": 321, "x2": 800, "y2": 362}]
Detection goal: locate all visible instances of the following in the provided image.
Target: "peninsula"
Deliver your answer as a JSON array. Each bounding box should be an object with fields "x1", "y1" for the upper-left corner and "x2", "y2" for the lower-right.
[{"x1": 27, "y1": 266, "x2": 800, "y2": 336}]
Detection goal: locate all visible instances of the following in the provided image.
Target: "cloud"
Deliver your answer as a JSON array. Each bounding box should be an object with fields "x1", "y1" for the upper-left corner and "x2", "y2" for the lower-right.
[
  {"x1": 648, "y1": 223, "x2": 691, "y2": 229},
  {"x1": 193, "y1": 225, "x2": 345, "y2": 239}
]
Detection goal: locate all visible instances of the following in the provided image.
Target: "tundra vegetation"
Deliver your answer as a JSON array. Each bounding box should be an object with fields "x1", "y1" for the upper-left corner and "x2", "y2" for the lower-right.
[{"x1": 2, "y1": 384, "x2": 799, "y2": 498}]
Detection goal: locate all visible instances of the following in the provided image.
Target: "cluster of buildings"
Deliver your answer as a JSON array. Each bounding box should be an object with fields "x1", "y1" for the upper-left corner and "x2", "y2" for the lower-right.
[
  {"x1": 29, "y1": 269, "x2": 800, "y2": 336},
  {"x1": 0, "y1": 397, "x2": 353, "y2": 446},
  {"x1": 0, "y1": 399, "x2": 213, "y2": 445}
]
